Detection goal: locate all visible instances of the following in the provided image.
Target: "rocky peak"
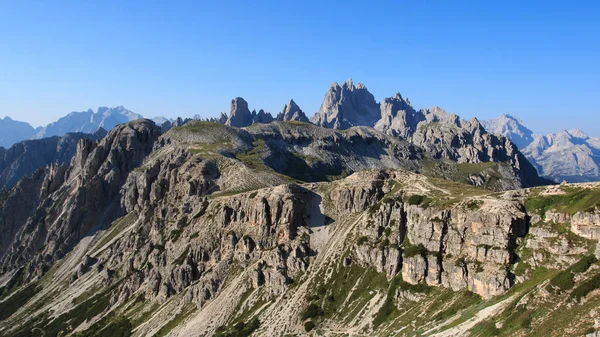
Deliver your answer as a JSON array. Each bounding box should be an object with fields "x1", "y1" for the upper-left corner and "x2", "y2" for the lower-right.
[
  {"x1": 481, "y1": 113, "x2": 534, "y2": 149},
  {"x1": 0, "y1": 119, "x2": 161, "y2": 276},
  {"x1": 225, "y1": 98, "x2": 274, "y2": 127},
  {"x1": 226, "y1": 97, "x2": 252, "y2": 127},
  {"x1": 312, "y1": 78, "x2": 381, "y2": 129},
  {"x1": 0, "y1": 131, "x2": 105, "y2": 190},
  {"x1": 252, "y1": 109, "x2": 274, "y2": 124},
  {"x1": 374, "y1": 92, "x2": 422, "y2": 138},
  {"x1": 217, "y1": 112, "x2": 228, "y2": 124},
  {"x1": 0, "y1": 116, "x2": 36, "y2": 148},
  {"x1": 276, "y1": 99, "x2": 310, "y2": 123}
]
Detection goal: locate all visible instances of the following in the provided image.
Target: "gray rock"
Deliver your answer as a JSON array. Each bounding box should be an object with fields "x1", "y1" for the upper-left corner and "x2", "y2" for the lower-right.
[
  {"x1": 276, "y1": 99, "x2": 310, "y2": 123},
  {"x1": 312, "y1": 79, "x2": 380, "y2": 129}
]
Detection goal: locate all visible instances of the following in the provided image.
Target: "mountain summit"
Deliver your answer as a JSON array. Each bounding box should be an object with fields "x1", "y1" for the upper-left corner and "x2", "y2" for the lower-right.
[
  {"x1": 32, "y1": 106, "x2": 143, "y2": 139},
  {"x1": 312, "y1": 78, "x2": 381, "y2": 129},
  {"x1": 481, "y1": 113, "x2": 534, "y2": 149},
  {"x1": 0, "y1": 116, "x2": 37, "y2": 148},
  {"x1": 483, "y1": 114, "x2": 600, "y2": 182}
]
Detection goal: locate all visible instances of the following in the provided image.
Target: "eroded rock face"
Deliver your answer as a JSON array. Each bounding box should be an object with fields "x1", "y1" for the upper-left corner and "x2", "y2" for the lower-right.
[
  {"x1": 0, "y1": 120, "x2": 161, "y2": 276},
  {"x1": 351, "y1": 172, "x2": 528, "y2": 298},
  {"x1": 225, "y1": 98, "x2": 274, "y2": 127},
  {"x1": 226, "y1": 97, "x2": 253, "y2": 127},
  {"x1": 374, "y1": 93, "x2": 422, "y2": 138},
  {"x1": 276, "y1": 99, "x2": 309, "y2": 123},
  {"x1": 0, "y1": 131, "x2": 103, "y2": 190},
  {"x1": 312, "y1": 79, "x2": 381, "y2": 129}
]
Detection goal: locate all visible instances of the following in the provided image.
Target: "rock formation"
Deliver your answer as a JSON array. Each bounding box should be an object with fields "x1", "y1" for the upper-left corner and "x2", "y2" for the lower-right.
[
  {"x1": 276, "y1": 99, "x2": 309, "y2": 123},
  {"x1": 0, "y1": 130, "x2": 105, "y2": 190},
  {"x1": 312, "y1": 79, "x2": 381, "y2": 129},
  {"x1": 225, "y1": 97, "x2": 274, "y2": 127},
  {"x1": 0, "y1": 116, "x2": 598, "y2": 337},
  {"x1": 374, "y1": 93, "x2": 421, "y2": 138}
]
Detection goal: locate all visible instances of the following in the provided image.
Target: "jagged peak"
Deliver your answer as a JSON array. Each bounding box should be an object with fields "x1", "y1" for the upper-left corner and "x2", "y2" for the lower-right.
[
  {"x1": 568, "y1": 128, "x2": 588, "y2": 139},
  {"x1": 343, "y1": 78, "x2": 354, "y2": 89}
]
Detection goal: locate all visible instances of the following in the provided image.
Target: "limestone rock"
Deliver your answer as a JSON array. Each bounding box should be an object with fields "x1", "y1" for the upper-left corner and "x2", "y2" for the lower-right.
[
  {"x1": 276, "y1": 99, "x2": 310, "y2": 123},
  {"x1": 312, "y1": 79, "x2": 380, "y2": 129}
]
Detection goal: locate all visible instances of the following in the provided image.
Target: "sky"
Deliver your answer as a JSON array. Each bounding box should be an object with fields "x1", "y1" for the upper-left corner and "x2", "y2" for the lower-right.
[{"x1": 0, "y1": 0, "x2": 598, "y2": 135}]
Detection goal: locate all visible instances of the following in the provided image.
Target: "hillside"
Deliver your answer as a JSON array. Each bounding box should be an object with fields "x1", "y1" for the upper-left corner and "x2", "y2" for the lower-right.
[{"x1": 0, "y1": 120, "x2": 598, "y2": 337}]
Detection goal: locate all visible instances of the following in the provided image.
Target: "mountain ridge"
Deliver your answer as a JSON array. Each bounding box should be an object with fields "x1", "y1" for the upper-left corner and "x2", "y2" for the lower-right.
[{"x1": 483, "y1": 114, "x2": 600, "y2": 183}]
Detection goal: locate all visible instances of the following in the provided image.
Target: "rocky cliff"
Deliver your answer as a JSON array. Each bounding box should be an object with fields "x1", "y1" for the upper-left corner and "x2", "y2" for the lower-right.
[
  {"x1": 1, "y1": 118, "x2": 598, "y2": 337},
  {"x1": 0, "y1": 120, "x2": 160, "y2": 278},
  {"x1": 312, "y1": 79, "x2": 381, "y2": 129},
  {"x1": 0, "y1": 130, "x2": 105, "y2": 190},
  {"x1": 276, "y1": 99, "x2": 309, "y2": 123},
  {"x1": 225, "y1": 97, "x2": 275, "y2": 127}
]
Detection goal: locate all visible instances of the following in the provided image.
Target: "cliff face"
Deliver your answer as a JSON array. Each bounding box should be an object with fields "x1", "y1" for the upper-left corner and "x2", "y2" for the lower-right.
[
  {"x1": 1, "y1": 119, "x2": 596, "y2": 337},
  {"x1": 312, "y1": 79, "x2": 381, "y2": 129},
  {"x1": 0, "y1": 130, "x2": 105, "y2": 190},
  {"x1": 0, "y1": 120, "x2": 160, "y2": 277}
]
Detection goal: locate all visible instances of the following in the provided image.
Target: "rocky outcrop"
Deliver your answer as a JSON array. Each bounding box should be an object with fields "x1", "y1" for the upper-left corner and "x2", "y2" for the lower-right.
[
  {"x1": 374, "y1": 93, "x2": 422, "y2": 138},
  {"x1": 0, "y1": 131, "x2": 104, "y2": 190},
  {"x1": 276, "y1": 99, "x2": 310, "y2": 123},
  {"x1": 312, "y1": 79, "x2": 380, "y2": 129},
  {"x1": 0, "y1": 120, "x2": 161, "y2": 277},
  {"x1": 351, "y1": 172, "x2": 528, "y2": 298},
  {"x1": 225, "y1": 97, "x2": 274, "y2": 127}
]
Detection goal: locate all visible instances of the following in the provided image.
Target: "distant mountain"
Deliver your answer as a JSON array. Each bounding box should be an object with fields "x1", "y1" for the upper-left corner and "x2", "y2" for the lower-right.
[
  {"x1": 481, "y1": 114, "x2": 534, "y2": 149},
  {"x1": 483, "y1": 115, "x2": 600, "y2": 182},
  {"x1": 32, "y1": 106, "x2": 142, "y2": 139},
  {"x1": 151, "y1": 116, "x2": 173, "y2": 126},
  {"x1": 0, "y1": 117, "x2": 37, "y2": 148}
]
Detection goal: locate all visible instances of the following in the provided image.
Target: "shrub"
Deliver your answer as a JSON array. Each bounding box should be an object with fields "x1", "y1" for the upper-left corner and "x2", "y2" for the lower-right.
[
  {"x1": 550, "y1": 271, "x2": 575, "y2": 291},
  {"x1": 378, "y1": 238, "x2": 390, "y2": 250},
  {"x1": 571, "y1": 274, "x2": 600, "y2": 301},
  {"x1": 407, "y1": 195, "x2": 425, "y2": 206},
  {"x1": 403, "y1": 243, "x2": 428, "y2": 258},
  {"x1": 356, "y1": 236, "x2": 369, "y2": 246},
  {"x1": 470, "y1": 319, "x2": 500, "y2": 336},
  {"x1": 304, "y1": 320, "x2": 316, "y2": 332},
  {"x1": 571, "y1": 255, "x2": 597, "y2": 274},
  {"x1": 300, "y1": 303, "x2": 324, "y2": 321}
]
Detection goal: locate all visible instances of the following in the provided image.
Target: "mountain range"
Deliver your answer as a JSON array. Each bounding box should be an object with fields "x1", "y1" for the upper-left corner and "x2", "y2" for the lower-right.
[
  {"x1": 0, "y1": 80, "x2": 599, "y2": 336},
  {"x1": 482, "y1": 114, "x2": 600, "y2": 183},
  {"x1": 2, "y1": 80, "x2": 598, "y2": 186}
]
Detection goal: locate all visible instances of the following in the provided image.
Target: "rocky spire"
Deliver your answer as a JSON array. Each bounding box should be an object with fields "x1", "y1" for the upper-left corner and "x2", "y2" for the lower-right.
[
  {"x1": 277, "y1": 99, "x2": 310, "y2": 123},
  {"x1": 374, "y1": 92, "x2": 422, "y2": 138},
  {"x1": 311, "y1": 78, "x2": 381, "y2": 129},
  {"x1": 225, "y1": 97, "x2": 253, "y2": 127},
  {"x1": 225, "y1": 97, "x2": 274, "y2": 127}
]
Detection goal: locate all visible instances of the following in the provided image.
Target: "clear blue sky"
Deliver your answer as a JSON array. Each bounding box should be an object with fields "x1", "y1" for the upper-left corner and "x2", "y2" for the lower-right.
[{"x1": 0, "y1": 0, "x2": 598, "y2": 135}]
